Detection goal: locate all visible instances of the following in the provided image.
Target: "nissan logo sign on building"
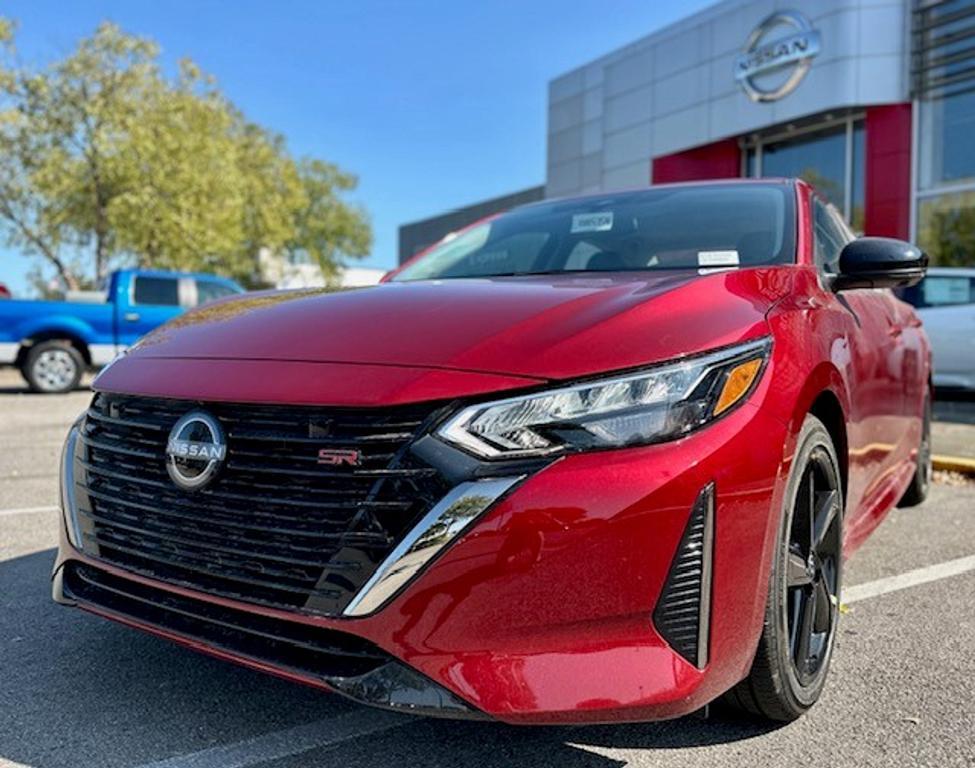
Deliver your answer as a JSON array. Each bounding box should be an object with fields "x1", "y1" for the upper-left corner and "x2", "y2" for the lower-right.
[
  {"x1": 538, "y1": 0, "x2": 920, "y2": 251},
  {"x1": 412, "y1": 1, "x2": 973, "y2": 276},
  {"x1": 734, "y1": 10, "x2": 821, "y2": 103}
]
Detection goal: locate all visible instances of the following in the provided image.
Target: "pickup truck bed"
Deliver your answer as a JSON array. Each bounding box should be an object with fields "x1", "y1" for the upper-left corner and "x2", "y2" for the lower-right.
[{"x1": 0, "y1": 269, "x2": 242, "y2": 393}]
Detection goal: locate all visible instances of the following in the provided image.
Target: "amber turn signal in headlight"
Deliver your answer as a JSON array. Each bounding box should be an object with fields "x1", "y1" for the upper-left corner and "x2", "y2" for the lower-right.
[{"x1": 714, "y1": 358, "x2": 764, "y2": 416}]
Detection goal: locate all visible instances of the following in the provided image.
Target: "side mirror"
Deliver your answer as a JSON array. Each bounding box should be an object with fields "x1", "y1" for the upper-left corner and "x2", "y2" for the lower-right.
[{"x1": 831, "y1": 237, "x2": 928, "y2": 292}]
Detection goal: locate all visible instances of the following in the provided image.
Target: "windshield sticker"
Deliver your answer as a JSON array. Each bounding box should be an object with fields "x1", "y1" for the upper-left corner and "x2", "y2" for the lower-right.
[
  {"x1": 697, "y1": 250, "x2": 740, "y2": 267},
  {"x1": 571, "y1": 212, "x2": 614, "y2": 233}
]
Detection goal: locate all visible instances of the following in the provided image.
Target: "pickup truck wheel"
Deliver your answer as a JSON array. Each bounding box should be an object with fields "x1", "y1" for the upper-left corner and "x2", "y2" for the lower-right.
[{"x1": 22, "y1": 340, "x2": 84, "y2": 394}]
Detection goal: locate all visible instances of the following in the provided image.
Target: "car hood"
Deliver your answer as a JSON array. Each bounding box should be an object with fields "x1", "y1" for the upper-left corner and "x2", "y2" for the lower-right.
[{"x1": 125, "y1": 269, "x2": 795, "y2": 381}]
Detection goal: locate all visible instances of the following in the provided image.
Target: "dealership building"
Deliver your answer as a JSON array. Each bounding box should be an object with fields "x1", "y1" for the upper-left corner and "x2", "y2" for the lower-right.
[{"x1": 399, "y1": 0, "x2": 975, "y2": 266}]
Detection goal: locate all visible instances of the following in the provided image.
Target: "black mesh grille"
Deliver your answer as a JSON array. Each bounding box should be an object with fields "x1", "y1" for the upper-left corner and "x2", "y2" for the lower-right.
[
  {"x1": 652, "y1": 484, "x2": 714, "y2": 668},
  {"x1": 72, "y1": 393, "x2": 451, "y2": 615},
  {"x1": 62, "y1": 562, "x2": 390, "y2": 679}
]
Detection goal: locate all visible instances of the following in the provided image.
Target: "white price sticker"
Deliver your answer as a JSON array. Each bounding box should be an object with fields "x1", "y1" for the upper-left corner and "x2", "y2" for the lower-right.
[
  {"x1": 697, "y1": 250, "x2": 740, "y2": 267},
  {"x1": 571, "y1": 212, "x2": 614, "y2": 233}
]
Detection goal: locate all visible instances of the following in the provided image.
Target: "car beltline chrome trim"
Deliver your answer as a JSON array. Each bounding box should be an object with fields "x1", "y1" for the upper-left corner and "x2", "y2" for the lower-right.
[{"x1": 343, "y1": 475, "x2": 524, "y2": 617}]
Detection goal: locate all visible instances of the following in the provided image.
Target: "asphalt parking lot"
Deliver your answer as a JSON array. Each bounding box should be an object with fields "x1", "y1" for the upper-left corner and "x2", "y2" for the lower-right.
[{"x1": 1, "y1": 369, "x2": 973, "y2": 768}]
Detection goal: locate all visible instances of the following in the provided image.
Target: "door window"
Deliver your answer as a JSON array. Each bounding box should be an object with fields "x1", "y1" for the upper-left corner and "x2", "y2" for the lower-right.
[
  {"x1": 812, "y1": 199, "x2": 850, "y2": 274},
  {"x1": 132, "y1": 277, "x2": 179, "y2": 306}
]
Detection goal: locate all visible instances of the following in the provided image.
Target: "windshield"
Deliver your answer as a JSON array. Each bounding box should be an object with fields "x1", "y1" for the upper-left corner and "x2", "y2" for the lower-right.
[{"x1": 393, "y1": 183, "x2": 796, "y2": 281}]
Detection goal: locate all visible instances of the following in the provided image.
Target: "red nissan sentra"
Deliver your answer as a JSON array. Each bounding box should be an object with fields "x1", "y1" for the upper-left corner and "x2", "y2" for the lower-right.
[{"x1": 53, "y1": 179, "x2": 931, "y2": 724}]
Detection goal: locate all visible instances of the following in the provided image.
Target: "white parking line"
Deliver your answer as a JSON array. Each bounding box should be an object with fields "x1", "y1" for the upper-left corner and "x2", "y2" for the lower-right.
[
  {"x1": 123, "y1": 554, "x2": 975, "y2": 768},
  {"x1": 135, "y1": 709, "x2": 409, "y2": 768},
  {"x1": 4, "y1": 481, "x2": 971, "y2": 768},
  {"x1": 0, "y1": 504, "x2": 58, "y2": 518},
  {"x1": 844, "y1": 554, "x2": 975, "y2": 604}
]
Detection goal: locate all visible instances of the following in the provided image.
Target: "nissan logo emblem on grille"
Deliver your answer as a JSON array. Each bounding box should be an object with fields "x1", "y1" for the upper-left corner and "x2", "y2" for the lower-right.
[
  {"x1": 734, "y1": 10, "x2": 821, "y2": 103},
  {"x1": 165, "y1": 410, "x2": 227, "y2": 491}
]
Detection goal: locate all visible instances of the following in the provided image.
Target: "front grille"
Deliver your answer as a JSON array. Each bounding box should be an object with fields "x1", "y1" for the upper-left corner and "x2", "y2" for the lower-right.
[
  {"x1": 72, "y1": 393, "x2": 451, "y2": 615},
  {"x1": 63, "y1": 562, "x2": 390, "y2": 679}
]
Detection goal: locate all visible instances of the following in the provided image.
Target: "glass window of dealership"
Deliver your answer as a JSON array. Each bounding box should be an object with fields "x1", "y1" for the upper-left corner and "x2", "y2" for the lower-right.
[
  {"x1": 915, "y1": 0, "x2": 975, "y2": 265},
  {"x1": 666, "y1": 0, "x2": 975, "y2": 267},
  {"x1": 745, "y1": 0, "x2": 975, "y2": 266},
  {"x1": 679, "y1": 0, "x2": 975, "y2": 266}
]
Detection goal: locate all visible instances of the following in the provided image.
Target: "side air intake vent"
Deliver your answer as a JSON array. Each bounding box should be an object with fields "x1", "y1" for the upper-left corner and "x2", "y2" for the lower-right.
[{"x1": 652, "y1": 483, "x2": 715, "y2": 668}]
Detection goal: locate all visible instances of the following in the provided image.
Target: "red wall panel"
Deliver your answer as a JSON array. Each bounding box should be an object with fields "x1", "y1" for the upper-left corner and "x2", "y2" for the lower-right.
[
  {"x1": 651, "y1": 138, "x2": 741, "y2": 184},
  {"x1": 864, "y1": 104, "x2": 912, "y2": 240},
  {"x1": 652, "y1": 108, "x2": 913, "y2": 241}
]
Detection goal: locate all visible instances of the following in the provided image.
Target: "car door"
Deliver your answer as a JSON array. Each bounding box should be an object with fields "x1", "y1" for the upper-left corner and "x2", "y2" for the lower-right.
[
  {"x1": 907, "y1": 274, "x2": 975, "y2": 390},
  {"x1": 117, "y1": 275, "x2": 187, "y2": 347},
  {"x1": 812, "y1": 199, "x2": 906, "y2": 516}
]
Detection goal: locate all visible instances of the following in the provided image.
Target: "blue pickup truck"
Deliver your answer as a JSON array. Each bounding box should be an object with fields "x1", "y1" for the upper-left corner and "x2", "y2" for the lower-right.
[{"x1": 0, "y1": 269, "x2": 243, "y2": 393}]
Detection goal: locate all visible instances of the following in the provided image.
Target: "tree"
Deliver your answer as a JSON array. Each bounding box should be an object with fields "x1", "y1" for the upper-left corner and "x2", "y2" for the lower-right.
[
  {"x1": 0, "y1": 22, "x2": 162, "y2": 287},
  {"x1": 0, "y1": 19, "x2": 85, "y2": 289},
  {"x1": 108, "y1": 61, "x2": 250, "y2": 279},
  {"x1": 288, "y1": 159, "x2": 372, "y2": 283},
  {"x1": 0, "y1": 18, "x2": 371, "y2": 292},
  {"x1": 917, "y1": 192, "x2": 975, "y2": 267}
]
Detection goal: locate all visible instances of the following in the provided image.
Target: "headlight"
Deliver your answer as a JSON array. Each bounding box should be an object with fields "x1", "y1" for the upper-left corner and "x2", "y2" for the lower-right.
[{"x1": 437, "y1": 337, "x2": 771, "y2": 459}]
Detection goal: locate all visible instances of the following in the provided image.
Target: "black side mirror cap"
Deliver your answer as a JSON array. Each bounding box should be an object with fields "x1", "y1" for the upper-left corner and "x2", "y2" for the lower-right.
[{"x1": 831, "y1": 237, "x2": 928, "y2": 292}]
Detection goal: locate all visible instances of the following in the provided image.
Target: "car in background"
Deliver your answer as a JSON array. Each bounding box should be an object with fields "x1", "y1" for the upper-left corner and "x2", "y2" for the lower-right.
[
  {"x1": 898, "y1": 267, "x2": 975, "y2": 391},
  {"x1": 0, "y1": 269, "x2": 242, "y2": 393},
  {"x1": 54, "y1": 180, "x2": 931, "y2": 725}
]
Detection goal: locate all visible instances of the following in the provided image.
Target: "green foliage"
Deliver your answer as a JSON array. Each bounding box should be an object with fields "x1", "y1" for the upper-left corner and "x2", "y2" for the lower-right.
[
  {"x1": 290, "y1": 159, "x2": 372, "y2": 283},
  {"x1": 0, "y1": 19, "x2": 371, "y2": 291},
  {"x1": 917, "y1": 191, "x2": 975, "y2": 267}
]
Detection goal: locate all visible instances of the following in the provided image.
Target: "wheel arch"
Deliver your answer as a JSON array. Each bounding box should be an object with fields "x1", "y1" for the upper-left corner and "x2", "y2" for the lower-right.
[
  {"x1": 807, "y1": 389, "x2": 849, "y2": 506},
  {"x1": 16, "y1": 329, "x2": 92, "y2": 368},
  {"x1": 773, "y1": 358, "x2": 851, "y2": 508}
]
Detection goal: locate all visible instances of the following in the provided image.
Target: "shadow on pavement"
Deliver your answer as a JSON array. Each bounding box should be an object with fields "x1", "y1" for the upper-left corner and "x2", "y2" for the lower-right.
[
  {"x1": 0, "y1": 548, "x2": 780, "y2": 768},
  {"x1": 0, "y1": 385, "x2": 91, "y2": 395},
  {"x1": 0, "y1": 548, "x2": 356, "y2": 768},
  {"x1": 286, "y1": 711, "x2": 783, "y2": 768}
]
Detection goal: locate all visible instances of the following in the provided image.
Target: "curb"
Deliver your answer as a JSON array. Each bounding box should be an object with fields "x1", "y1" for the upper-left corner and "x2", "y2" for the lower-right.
[{"x1": 933, "y1": 455, "x2": 975, "y2": 475}]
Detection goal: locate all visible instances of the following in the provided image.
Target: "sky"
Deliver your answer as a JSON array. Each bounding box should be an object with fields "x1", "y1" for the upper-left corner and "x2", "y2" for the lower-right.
[{"x1": 0, "y1": 0, "x2": 713, "y2": 295}]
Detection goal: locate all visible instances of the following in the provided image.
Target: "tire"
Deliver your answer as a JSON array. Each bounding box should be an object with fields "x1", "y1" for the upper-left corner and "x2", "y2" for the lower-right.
[
  {"x1": 724, "y1": 414, "x2": 843, "y2": 721},
  {"x1": 21, "y1": 340, "x2": 84, "y2": 394},
  {"x1": 898, "y1": 388, "x2": 932, "y2": 508}
]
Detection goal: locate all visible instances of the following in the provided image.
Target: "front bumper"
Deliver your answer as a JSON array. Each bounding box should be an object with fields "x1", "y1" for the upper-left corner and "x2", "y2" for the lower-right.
[{"x1": 54, "y1": 395, "x2": 791, "y2": 725}]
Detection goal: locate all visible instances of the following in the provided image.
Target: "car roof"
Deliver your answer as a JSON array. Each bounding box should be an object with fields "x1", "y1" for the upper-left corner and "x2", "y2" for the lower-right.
[{"x1": 517, "y1": 178, "x2": 797, "y2": 211}]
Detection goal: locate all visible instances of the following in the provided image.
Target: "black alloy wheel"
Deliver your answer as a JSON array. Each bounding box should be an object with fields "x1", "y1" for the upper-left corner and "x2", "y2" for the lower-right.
[
  {"x1": 784, "y1": 447, "x2": 842, "y2": 687},
  {"x1": 724, "y1": 414, "x2": 843, "y2": 721}
]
